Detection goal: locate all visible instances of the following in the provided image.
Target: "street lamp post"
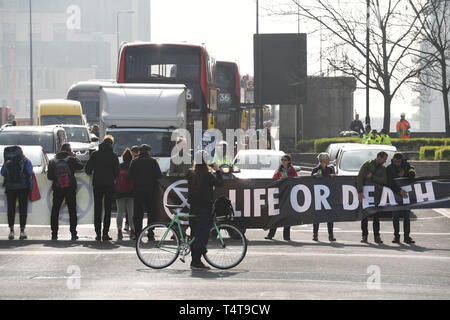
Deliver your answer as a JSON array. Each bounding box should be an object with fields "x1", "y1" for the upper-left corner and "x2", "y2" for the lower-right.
[
  {"x1": 29, "y1": 0, "x2": 33, "y2": 123},
  {"x1": 116, "y1": 10, "x2": 135, "y2": 60}
]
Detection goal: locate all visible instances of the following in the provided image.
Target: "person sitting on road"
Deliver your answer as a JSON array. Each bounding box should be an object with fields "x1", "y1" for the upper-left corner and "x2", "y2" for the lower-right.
[
  {"x1": 311, "y1": 152, "x2": 336, "y2": 242},
  {"x1": 265, "y1": 154, "x2": 298, "y2": 241}
]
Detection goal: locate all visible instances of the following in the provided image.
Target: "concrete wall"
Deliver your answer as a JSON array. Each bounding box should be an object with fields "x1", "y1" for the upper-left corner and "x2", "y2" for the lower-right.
[{"x1": 280, "y1": 76, "x2": 356, "y2": 151}]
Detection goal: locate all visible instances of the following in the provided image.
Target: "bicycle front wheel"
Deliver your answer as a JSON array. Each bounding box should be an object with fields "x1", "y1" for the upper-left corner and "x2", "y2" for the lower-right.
[
  {"x1": 136, "y1": 224, "x2": 180, "y2": 269},
  {"x1": 204, "y1": 223, "x2": 247, "y2": 269}
]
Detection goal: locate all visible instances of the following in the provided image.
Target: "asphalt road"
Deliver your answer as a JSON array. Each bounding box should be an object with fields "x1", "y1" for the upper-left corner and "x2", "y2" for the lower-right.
[{"x1": 0, "y1": 208, "x2": 450, "y2": 301}]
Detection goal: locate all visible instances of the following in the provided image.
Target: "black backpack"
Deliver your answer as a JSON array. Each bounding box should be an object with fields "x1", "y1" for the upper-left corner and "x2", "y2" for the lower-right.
[
  {"x1": 213, "y1": 195, "x2": 234, "y2": 221},
  {"x1": 54, "y1": 157, "x2": 72, "y2": 189},
  {"x1": 3, "y1": 146, "x2": 28, "y2": 190}
]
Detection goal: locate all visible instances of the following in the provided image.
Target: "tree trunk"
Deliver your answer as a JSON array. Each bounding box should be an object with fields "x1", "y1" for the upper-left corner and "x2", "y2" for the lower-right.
[
  {"x1": 383, "y1": 96, "x2": 392, "y2": 132},
  {"x1": 441, "y1": 56, "x2": 450, "y2": 137}
]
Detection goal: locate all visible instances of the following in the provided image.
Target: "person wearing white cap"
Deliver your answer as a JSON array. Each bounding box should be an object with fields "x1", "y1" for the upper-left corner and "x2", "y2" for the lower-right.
[{"x1": 396, "y1": 113, "x2": 411, "y2": 139}]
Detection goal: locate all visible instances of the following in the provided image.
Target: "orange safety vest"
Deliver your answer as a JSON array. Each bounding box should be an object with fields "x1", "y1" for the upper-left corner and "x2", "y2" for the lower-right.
[{"x1": 396, "y1": 119, "x2": 411, "y2": 139}]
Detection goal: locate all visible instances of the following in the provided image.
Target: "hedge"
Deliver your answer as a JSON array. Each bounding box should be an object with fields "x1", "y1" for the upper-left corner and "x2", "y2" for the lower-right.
[
  {"x1": 296, "y1": 137, "x2": 450, "y2": 153},
  {"x1": 435, "y1": 147, "x2": 450, "y2": 160},
  {"x1": 419, "y1": 146, "x2": 443, "y2": 160},
  {"x1": 296, "y1": 139, "x2": 315, "y2": 152}
]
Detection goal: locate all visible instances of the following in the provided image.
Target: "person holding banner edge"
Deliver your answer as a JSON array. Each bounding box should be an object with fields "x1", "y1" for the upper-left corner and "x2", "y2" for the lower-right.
[
  {"x1": 311, "y1": 152, "x2": 336, "y2": 242},
  {"x1": 387, "y1": 153, "x2": 415, "y2": 244},
  {"x1": 357, "y1": 151, "x2": 409, "y2": 244},
  {"x1": 265, "y1": 154, "x2": 298, "y2": 241}
]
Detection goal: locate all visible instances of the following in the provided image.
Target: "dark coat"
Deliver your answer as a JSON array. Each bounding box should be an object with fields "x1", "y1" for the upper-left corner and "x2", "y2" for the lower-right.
[
  {"x1": 127, "y1": 153, "x2": 162, "y2": 191},
  {"x1": 47, "y1": 151, "x2": 83, "y2": 191},
  {"x1": 85, "y1": 141, "x2": 120, "y2": 187},
  {"x1": 386, "y1": 159, "x2": 416, "y2": 193},
  {"x1": 187, "y1": 168, "x2": 224, "y2": 208}
]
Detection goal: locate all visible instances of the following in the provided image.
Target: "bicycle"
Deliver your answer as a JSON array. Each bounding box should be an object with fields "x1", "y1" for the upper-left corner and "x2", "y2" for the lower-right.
[{"x1": 135, "y1": 202, "x2": 247, "y2": 269}]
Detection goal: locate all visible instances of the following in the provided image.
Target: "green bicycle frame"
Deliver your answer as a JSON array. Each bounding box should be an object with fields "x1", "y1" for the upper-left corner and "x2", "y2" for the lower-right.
[{"x1": 156, "y1": 214, "x2": 227, "y2": 249}]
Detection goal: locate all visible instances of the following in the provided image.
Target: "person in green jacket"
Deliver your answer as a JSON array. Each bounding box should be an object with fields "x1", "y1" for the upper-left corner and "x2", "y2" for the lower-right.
[
  {"x1": 357, "y1": 151, "x2": 388, "y2": 244},
  {"x1": 213, "y1": 141, "x2": 233, "y2": 167},
  {"x1": 370, "y1": 129, "x2": 381, "y2": 144},
  {"x1": 361, "y1": 125, "x2": 372, "y2": 144},
  {"x1": 380, "y1": 129, "x2": 392, "y2": 145}
]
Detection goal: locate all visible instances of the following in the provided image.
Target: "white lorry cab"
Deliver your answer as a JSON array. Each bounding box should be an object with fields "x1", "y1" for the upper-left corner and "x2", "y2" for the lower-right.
[{"x1": 99, "y1": 83, "x2": 187, "y2": 173}]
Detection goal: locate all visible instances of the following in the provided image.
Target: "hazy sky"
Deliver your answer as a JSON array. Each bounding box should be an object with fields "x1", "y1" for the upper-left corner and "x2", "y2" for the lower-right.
[{"x1": 151, "y1": 0, "x2": 418, "y2": 126}]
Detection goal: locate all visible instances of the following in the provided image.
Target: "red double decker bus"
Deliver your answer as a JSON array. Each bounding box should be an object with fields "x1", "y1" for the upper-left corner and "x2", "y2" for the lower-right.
[
  {"x1": 117, "y1": 42, "x2": 217, "y2": 131},
  {"x1": 216, "y1": 61, "x2": 241, "y2": 133}
]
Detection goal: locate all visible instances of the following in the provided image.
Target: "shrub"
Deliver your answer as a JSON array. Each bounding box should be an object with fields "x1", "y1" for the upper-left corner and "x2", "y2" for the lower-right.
[
  {"x1": 435, "y1": 146, "x2": 450, "y2": 160},
  {"x1": 419, "y1": 146, "x2": 442, "y2": 160},
  {"x1": 296, "y1": 139, "x2": 315, "y2": 152}
]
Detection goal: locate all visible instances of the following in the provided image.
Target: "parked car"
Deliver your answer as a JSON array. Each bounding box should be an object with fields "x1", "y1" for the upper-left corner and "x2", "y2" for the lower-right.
[
  {"x1": 232, "y1": 149, "x2": 299, "y2": 179},
  {"x1": 0, "y1": 125, "x2": 67, "y2": 161},
  {"x1": 0, "y1": 145, "x2": 49, "y2": 174},
  {"x1": 61, "y1": 124, "x2": 98, "y2": 163},
  {"x1": 325, "y1": 142, "x2": 359, "y2": 163},
  {"x1": 334, "y1": 144, "x2": 397, "y2": 176}
]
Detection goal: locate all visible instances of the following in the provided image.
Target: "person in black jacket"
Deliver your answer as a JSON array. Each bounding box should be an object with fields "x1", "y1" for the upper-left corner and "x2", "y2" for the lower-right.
[
  {"x1": 387, "y1": 153, "x2": 415, "y2": 244},
  {"x1": 47, "y1": 143, "x2": 83, "y2": 240},
  {"x1": 187, "y1": 150, "x2": 223, "y2": 270},
  {"x1": 85, "y1": 135, "x2": 120, "y2": 241},
  {"x1": 127, "y1": 144, "x2": 162, "y2": 239}
]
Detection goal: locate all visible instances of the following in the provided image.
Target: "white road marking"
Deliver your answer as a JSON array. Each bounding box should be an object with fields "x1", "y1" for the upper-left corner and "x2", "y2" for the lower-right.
[
  {"x1": 0, "y1": 250, "x2": 449, "y2": 261},
  {"x1": 434, "y1": 209, "x2": 450, "y2": 219}
]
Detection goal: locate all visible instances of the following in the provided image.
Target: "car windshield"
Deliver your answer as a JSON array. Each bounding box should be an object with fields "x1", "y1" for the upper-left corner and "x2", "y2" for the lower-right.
[
  {"x1": 107, "y1": 130, "x2": 174, "y2": 157},
  {"x1": 63, "y1": 126, "x2": 90, "y2": 143},
  {"x1": 41, "y1": 115, "x2": 82, "y2": 125},
  {"x1": 0, "y1": 132, "x2": 54, "y2": 154},
  {"x1": 234, "y1": 153, "x2": 282, "y2": 170},
  {"x1": 339, "y1": 150, "x2": 395, "y2": 172},
  {"x1": 0, "y1": 147, "x2": 42, "y2": 166}
]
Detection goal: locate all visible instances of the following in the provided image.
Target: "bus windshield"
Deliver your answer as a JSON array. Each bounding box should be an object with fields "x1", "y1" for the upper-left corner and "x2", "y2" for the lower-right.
[
  {"x1": 41, "y1": 115, "x2": 82, "y2": 125},
  {"x1": 124, "y1": 45, "x2": 200, "y2": 83},
  {"x1": 107, "y1": 130, "x2": 174, "y2": 158},
  {"x1": 0, "y1": 132, "x2": 54, "y2": 154}
]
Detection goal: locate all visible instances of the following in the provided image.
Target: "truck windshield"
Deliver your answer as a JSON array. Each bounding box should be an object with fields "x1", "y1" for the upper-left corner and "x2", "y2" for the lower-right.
[
  {"x1": 41, "y1": 115, "x2": 82, "y2": 125},
  {"x1": 0, "y1": 132, "x2": 54, "y2": 154},
  {"x1": 108, "y1": 130, "x2": 174, "y2": 158},
  {"x1": 63, "y1": 126, "x2": 90, "y2": 143}
]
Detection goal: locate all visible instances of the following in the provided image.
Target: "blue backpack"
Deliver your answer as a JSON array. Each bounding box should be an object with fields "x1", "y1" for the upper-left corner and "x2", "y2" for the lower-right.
[{"x1": 3, "y1": 146, "x2": 28, "y2": 190}]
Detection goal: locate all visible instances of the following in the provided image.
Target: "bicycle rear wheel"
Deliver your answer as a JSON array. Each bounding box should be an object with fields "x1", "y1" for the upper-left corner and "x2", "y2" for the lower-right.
[
  {"x1": 204, "y1": 223, "x2": 247, "y2": 269},
  {"x1": 136, "y1": 224, "x2": 180, "y2": 269}
]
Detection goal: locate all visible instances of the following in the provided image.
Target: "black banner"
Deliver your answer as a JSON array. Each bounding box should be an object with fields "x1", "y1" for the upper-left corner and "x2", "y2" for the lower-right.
[{"x1": 155, "y1": 176, "x2": 450, "y2": 229}]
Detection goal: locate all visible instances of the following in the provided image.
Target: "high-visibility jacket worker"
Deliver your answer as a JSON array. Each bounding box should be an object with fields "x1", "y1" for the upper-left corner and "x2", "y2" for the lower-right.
[
  {"x1": 361, "y1": 125, "x2": 372, "y2": 144},
  {"x1": 370, "y1": 130, "x2": 381, "y2": 144},
  {"x1": 380, "y1": 129, "x2": 392, "y2": 145},
  {"x1": 396, "y1": 113, "x2": 411, "y2": 139}
]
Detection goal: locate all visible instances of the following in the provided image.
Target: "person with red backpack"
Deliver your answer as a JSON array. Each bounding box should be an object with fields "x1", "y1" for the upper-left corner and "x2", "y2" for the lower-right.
[
  {"x1": 115, "y1": 148, "x2": 134, "y2": 240},
  {"x1": 47, "y1": 143, "x2": 83, "y2": 240}
]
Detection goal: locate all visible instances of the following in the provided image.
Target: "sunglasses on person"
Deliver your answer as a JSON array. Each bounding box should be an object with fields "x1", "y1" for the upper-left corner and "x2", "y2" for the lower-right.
[{"x1": 281, "y1": 158, "x2": 289, "y2": 162}]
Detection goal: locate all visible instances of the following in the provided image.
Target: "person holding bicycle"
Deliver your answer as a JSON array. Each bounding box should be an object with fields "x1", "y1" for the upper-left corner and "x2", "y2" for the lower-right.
[{"x1": 187, "y1": 150, "x2": 224, "y2": 270}]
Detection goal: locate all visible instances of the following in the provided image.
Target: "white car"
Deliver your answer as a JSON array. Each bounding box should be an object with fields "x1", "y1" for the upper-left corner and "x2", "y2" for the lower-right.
[
  {"x1": 61, "y1": 125, "x2": 98, "y2": 163},
  {"x1": 232, "y1": 149, "x2": 299, "y2": 179},
  {"x1": 0, "y1": 145, "x2": 49, "y2": 174},
  {"x1": 334, "y1": 144, "x2": 397, "y2": 176},
  {"x1": 325, "y1": 142, "x2": 359, "y2": 162}
]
